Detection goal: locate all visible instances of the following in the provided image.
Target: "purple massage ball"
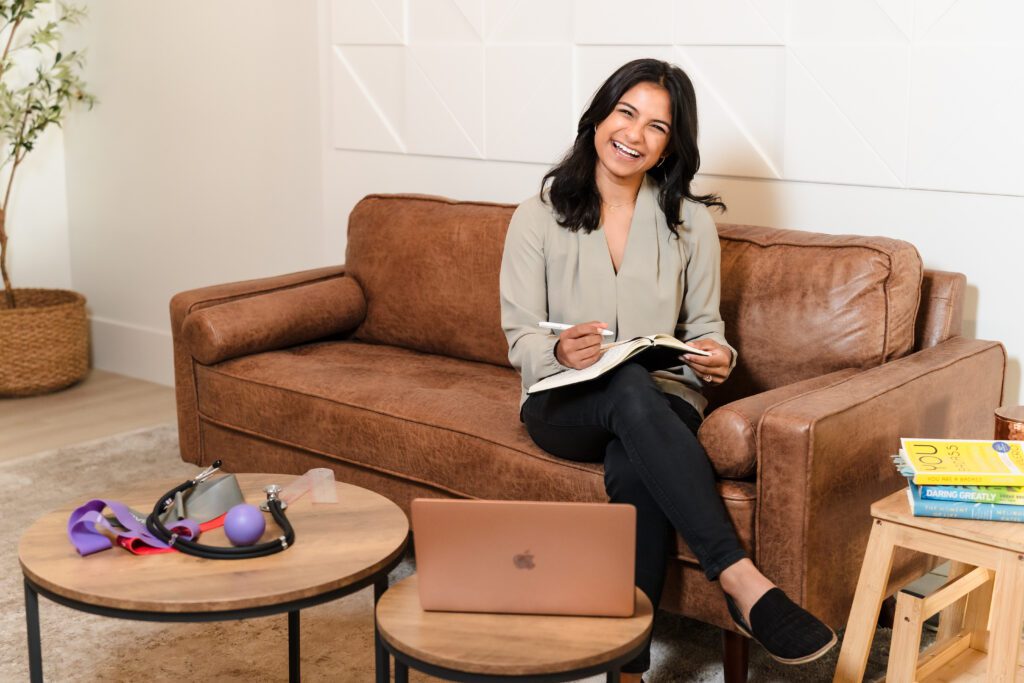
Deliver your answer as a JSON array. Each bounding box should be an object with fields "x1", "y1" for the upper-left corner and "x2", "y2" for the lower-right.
[{"x1": 224, "y1": 503, "x2": 266, "y2": 546}]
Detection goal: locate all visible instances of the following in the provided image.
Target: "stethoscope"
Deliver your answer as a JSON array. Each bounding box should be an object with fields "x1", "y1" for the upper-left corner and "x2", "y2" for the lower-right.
[{"x1": 145, "y1": 460, "x2": 295, "y2": 560}]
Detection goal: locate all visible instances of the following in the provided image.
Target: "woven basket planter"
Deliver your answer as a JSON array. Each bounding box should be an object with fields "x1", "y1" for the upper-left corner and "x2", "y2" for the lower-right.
[{"x1": 0, "y1": 288, "x2": 89, "y2": 397}]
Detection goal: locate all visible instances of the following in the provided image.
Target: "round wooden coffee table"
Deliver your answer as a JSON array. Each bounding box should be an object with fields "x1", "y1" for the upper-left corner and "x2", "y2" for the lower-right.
[
  {"x1": 375, "y1": 574, "x2": 653, "y2": 682},
  {"x1": 19, "y1": 473, "x2": 408, "y2": 683}
]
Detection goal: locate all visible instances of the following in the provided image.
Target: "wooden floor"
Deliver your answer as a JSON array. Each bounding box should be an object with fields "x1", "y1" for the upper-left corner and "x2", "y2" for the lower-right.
[{"x1": 0, "y1": 369, "x2": 177, "y2": 463}]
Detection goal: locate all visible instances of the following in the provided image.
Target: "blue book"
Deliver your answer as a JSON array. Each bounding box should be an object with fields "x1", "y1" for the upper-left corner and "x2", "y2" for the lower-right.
[
  {"x1": 918, "y1": 483, "x2": 1024, "y2": 506},
  {"x1": 906, "y1": 483, "x2": 1024, "y2": 522}
]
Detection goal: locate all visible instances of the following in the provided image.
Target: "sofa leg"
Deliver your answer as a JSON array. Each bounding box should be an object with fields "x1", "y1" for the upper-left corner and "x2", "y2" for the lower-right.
[{"x1": 722, "y1": 628, "x2": 749, "y2": 682}]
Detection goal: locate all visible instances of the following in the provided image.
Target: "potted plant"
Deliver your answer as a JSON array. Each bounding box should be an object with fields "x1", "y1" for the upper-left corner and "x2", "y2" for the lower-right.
[{"x1": 0, "y1": 0, "x2": 94, "y2": 396}]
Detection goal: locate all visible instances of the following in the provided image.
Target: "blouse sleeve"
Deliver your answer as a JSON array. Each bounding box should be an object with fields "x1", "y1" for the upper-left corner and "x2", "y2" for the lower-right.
[
  {"x1": 677, "y1": 202, "x2": 739, "y2": 371},
  {"x1": 500, "y1": 200, "x2": 569, "y2": 387}
]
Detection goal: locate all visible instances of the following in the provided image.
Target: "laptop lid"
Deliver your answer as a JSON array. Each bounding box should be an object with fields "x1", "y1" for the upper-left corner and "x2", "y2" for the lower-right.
[{"x1": 411, "y1": 499, "x2": 636, "y2": 617}]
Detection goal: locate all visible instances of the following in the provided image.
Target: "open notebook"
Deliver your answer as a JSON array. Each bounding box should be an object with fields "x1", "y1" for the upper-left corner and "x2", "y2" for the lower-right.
[{"x1": 527, "y1": 334, "x2": 710, "y2": 394}]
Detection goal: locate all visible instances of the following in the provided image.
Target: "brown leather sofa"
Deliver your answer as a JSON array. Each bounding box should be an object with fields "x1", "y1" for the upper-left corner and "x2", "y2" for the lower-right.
[{"x1": 171, "y1": 194, "x2": 1006, "y2": 678}]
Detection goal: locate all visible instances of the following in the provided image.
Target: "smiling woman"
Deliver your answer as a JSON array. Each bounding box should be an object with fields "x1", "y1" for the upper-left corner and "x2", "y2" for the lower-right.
[
  {"x1": 499, "y1": 58, "x2": 837, "y2": 680},
  {"x1": 540, "y1": 59, "x2": 724, "y2": 241}
]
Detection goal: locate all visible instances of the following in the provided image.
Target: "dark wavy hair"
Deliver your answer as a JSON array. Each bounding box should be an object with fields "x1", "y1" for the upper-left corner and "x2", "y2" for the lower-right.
[{"x1": 541, "y1": 58, "x2": 725, "y2": 236}]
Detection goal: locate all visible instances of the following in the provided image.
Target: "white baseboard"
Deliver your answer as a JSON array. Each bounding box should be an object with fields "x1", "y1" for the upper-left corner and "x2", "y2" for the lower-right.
[{"x1": 89, "y1": 316, "x2": 174, "y2": 386}]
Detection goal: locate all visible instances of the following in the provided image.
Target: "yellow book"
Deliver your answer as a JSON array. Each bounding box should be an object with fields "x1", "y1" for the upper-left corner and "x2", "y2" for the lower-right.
[{"x1": 900, "y1": 438, "x2": 1024, "y2": 486}]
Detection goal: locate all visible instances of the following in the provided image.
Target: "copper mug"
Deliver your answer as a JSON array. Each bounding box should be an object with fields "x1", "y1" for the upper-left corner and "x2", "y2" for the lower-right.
[{"x1": 995, "y1": 406, "x2": 1024, "y2": 441}]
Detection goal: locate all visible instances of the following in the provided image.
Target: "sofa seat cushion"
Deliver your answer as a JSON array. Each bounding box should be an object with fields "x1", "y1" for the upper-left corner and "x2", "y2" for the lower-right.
[
  {"x1": 193, "y1": 340, "x2": 755, "y2": 562},
  {"x1": 196, "y1": 340, "x2": 607, "y2": 502}
]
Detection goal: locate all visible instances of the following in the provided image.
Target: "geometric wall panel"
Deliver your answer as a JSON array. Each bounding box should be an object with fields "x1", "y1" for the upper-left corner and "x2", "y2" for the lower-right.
[
  {"x1": 673, "y1": 0, "x2": 785, "y2": 45},
  {"x1": 914, "y1": 0, "x2": 960, "y2": 39},
  {"x1": 918, "y1": 0, "x2": 1024, "y2": 44},
  {"x1": 327, "y1": 0, "x2": 1024, "y2": 197},
  {"x1": 789, "y1": 0, "x2": 909, "y2": 44},
  {"x1": 874, "y1": 0, "x2": 914, "y2": 40},
  {"x1": 574, "y1": 46, "x2": 677, "y2": 118},
  {"x1": 331, "y1": 43, "x2": 486, "y2": 159},
  {"x1": 331, "y1": 0, "x2": 405, "y2": 44},
  {"x1": 676, "y1": 46, "x2": 785, "y2": 179},
  {"x1": 485, "y1": 45, "x2": 574, "y2": 163},
  {"x1": 454, "y1": 0, "x2": 485, "y2": 38},
  {"x1": 788, "y1": 43, "x2": 910, "y2": 183},
  {"x1": 453, "y1": 0, "x2": 485, "y2": 39},
  {"x1": 574, "y1": 0, "x2": 673, "y2": 45},
  {"x1": 409, "y1": 0, "x2": 481, "y2": 42},
  {"x1": 908, "y1": 45, "x2": 1024, "y2": 195},
  {"x1": 486, "y1": 0, "x2": 572, "y2": 43},
  {"x1": 405, "y1": 45, "x2": 484, "y2": 158},
  {"x1": 332, "y1": 46, "x2": 405, "y2": 152},
  {"x1": 783, "y1": 52, "x2": 903, "y2": 187}
]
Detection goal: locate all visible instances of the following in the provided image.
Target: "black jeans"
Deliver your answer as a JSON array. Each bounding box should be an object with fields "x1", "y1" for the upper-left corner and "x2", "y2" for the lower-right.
[{"x1": 521, "y1": 361, "x2": 747, "y2": 673}]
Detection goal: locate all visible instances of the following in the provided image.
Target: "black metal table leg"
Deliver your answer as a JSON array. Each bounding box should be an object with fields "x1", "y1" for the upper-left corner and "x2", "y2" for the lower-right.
[
  {"x1": 395, "y1": 659, "x2": 409, "y2": 683},
  {"x1": 288, "y1": 610, "x2": 300, "y2": 682},
  {"x1": 25, "y1": 578, "x2": 42, "y2": 683},
  {"x1": 606, "y1": 669, "x2": 621, "y2": 683},
  {"x1": 374, "y1": 576, "x2": 389, "y2": 683}
]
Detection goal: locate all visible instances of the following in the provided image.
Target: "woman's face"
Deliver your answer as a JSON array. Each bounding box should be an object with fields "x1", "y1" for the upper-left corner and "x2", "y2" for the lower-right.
[{"x1": 593, "y1": 81, "x2": 673, "y2": 183}]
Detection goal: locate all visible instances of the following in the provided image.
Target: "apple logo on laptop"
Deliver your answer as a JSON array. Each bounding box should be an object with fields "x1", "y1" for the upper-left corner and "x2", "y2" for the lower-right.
[{"x1": 513, "y1": 550, "x2": 535, "y2": 570}]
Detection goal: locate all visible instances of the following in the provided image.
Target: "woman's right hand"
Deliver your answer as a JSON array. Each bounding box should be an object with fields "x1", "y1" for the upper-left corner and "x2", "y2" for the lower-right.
[{"x1": 554, "y1": 322, "x2": 609, "y2": 370}]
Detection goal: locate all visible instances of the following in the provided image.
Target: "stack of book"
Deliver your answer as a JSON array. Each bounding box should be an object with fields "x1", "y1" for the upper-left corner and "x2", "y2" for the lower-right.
[{"x1": 894, "y1": 437, "x2": 1024, "y2": 522}]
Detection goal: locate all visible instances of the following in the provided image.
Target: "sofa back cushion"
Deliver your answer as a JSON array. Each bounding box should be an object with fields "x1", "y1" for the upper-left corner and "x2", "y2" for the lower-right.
[
  {"x1": 708, "y1": 223, "x2": 922, "y2": 408},
  {"x1": 344, "y1": 194, "x2": 924, "y2": 391},
  {"x1": 346, "y1": 194, "x2": 515, "y2": 366}
]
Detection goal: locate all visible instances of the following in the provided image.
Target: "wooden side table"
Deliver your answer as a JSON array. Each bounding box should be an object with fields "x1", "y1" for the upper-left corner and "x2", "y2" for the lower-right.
[
  {"x1": 833, "y1": 489, "x2": 1024, "y2": 682},
  {"x1": 375, "y1": 575, "x2": 653, "y2": 682}
]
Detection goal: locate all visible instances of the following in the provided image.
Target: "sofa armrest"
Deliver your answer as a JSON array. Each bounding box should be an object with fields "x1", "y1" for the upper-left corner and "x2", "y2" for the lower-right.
[
  {"x1": 916, "y1": 270, "x2": 966, "y2": 350},
  {"x1": 700, "y1": 368, "x2": 861, "y2": 479},
  {"x1": 169, "y1": 266, "x2": 355, "y2": 464},
  {"x1": 754, "y1": 336, "x2": 1005, "y2": 628}
]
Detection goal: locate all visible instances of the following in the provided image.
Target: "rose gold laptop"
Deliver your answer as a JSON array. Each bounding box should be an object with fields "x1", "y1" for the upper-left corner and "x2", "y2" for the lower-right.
[{"x1": 411, "y1": 499, "x2": 636, "y2": 617}]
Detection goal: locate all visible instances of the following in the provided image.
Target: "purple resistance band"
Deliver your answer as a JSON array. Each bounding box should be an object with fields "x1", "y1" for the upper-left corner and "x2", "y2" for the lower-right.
[{"x1": 67, "y1": 499, "x2": 200, "y2": 556}]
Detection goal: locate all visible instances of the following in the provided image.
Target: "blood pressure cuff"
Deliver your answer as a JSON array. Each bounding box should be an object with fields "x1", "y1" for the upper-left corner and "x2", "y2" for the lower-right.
[{"x1": 159, "y1": 474, "x2": 244, "y2": 525}]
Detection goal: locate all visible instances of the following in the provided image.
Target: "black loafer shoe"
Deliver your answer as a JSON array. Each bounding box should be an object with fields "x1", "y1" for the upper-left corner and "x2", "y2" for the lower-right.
[{"x1": 725, "y1": 588, "x2": 837, "y2": 665}]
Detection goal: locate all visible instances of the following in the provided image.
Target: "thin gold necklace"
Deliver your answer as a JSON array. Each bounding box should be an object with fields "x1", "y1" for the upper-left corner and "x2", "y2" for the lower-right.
[
  {"x1": 602, "y1": 200, "x2": 635, "y2": 209},
  {"x1": 601, "y1": 195, "x2": 638, "y2": 209}
]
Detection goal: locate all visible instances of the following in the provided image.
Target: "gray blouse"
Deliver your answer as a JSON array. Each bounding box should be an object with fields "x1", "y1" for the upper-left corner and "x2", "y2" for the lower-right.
[{"x1": 499, "y1": 174, "x2": 737, "y2": 415}]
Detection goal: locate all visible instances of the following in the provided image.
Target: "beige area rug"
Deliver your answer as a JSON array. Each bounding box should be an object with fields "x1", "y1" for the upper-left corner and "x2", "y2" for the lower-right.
[{"x1": 1, "y1": 425, "x2": 909, "y2": 682}]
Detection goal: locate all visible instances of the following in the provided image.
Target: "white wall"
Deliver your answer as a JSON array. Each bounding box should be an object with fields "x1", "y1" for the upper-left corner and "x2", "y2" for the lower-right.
[
  {"x1": 322, "y1": 0, "x2": 1023, "y2": 404},
  {"x1": 62, "y1": 0, "x2": 324, "y2": 385},
  {"x1": 5, "y1": 129, "x2": 73, "y2": 292}
]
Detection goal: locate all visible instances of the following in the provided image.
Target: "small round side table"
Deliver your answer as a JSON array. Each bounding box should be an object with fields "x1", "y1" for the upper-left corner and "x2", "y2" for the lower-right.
[
  {"x1": 375, "y1": 574, "x2": 653, "y2": 683},
  {"x1": 20, "y1": 474, "x2": 409, "y2": 683}
]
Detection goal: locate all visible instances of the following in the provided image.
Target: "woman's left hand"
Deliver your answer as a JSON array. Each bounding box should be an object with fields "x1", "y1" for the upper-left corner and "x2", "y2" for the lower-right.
[{"x1": 680, "y1": 339, "x2": 732, "y2": 386}]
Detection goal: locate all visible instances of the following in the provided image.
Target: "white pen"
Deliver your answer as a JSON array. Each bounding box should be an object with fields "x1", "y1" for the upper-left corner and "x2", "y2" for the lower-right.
[{"x1": 538, "y1": 321, "x2": 615, "y2": 337}]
